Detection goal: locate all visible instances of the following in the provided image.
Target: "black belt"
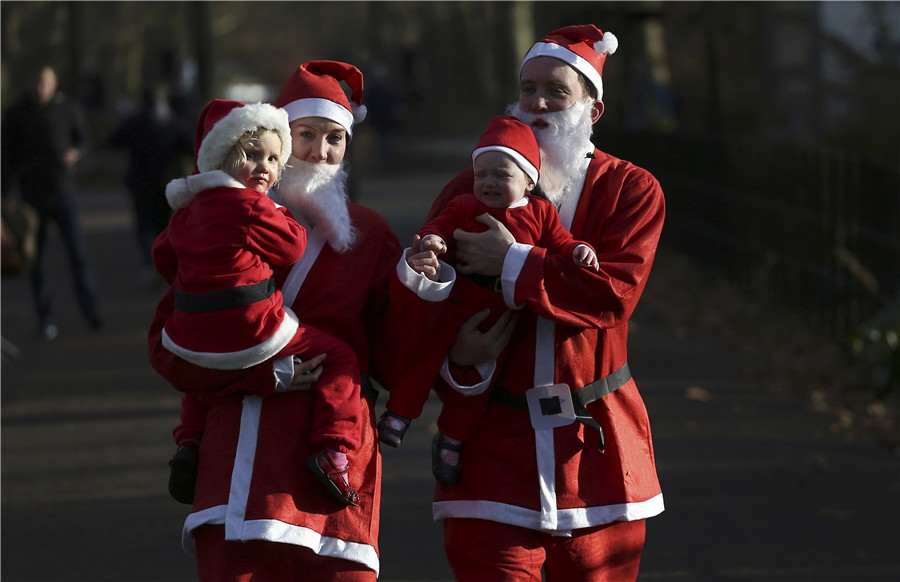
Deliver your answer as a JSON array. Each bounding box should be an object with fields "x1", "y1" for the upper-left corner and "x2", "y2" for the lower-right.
[
  {"x1": 461, "y1": 273, "x2": 502, "y2": 293},
  {"x1": 174, "y1": 276, "x2": 276, "y2": 313},
  {"x1": 490, "y1": 362, "x2": 632, "y2": 452}
]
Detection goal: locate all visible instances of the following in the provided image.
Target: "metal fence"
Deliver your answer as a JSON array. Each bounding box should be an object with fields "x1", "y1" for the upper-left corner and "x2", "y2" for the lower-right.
[{"x1": 606, "y1": 130, "x2": 900, "y2": 340}]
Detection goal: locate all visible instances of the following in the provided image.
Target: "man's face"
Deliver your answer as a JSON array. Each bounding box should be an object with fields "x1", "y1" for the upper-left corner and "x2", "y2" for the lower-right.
[
  {"x1": 518, "y1": 57, "x2": 590, "y2": 123},
  {"x1": 289, "y1": 117, "x2": 347, "y2": 165}
]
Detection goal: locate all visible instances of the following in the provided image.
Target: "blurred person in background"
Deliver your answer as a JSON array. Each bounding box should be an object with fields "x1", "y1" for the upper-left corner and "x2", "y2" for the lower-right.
[
  {"x1": 149, "y1": 60, "x2": 449, "y2": 581},
  {"x1": 110, "y1": 84, "x2": 193, "y2": 285},
  {"x1": 424, "y1": 25, "x2": 666, "y2": 581},
  {"x1": 1, "y1": 64, "x2": 103, "y2": 340}
]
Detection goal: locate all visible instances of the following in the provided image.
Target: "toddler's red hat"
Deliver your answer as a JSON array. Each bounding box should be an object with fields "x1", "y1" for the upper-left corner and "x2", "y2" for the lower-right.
[
  {"x1": 194, "y1": 99, "x2": 291, "y2": 173},
  {"x1": 472, "y1": 116, "x2": 540, "y2": 184}
]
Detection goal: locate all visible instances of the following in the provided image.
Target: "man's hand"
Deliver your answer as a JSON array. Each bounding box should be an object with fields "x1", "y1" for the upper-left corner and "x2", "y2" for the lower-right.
[
  {"x1": 287, "y1": 353, "x2": 327, "y2": 391},
  {"x1": 448, "y1": 308, "x2": 517, "y2": 367},
  {"x1": 407, "y1": 234, "x2": 441, "y2": 281},
  {"x1": 453, "y1": 214, "x2": 514, "y2": 276}
]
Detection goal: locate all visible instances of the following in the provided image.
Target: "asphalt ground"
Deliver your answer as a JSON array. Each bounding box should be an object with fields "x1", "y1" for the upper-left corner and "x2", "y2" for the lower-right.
[{"x1": 2, "y1": 162, "x2": 898, "y2": 582}]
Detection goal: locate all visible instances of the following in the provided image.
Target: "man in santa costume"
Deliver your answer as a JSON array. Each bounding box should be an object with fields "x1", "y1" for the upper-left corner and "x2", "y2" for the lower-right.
[
  {"x1": 149, "y1": 60, "x2": 451, "y2": 581},
  {"x1": 424, "y1": 25, "x2": 666, "y2": 581}
]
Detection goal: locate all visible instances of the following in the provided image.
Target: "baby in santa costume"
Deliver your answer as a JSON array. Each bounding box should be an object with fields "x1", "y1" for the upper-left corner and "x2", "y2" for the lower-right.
[
  {"x1": 377, "y1": 115, "x2": 598, "y2": 484},
  {"x1": 152, "y1": 99, "x2": 362, "y2": 507}
]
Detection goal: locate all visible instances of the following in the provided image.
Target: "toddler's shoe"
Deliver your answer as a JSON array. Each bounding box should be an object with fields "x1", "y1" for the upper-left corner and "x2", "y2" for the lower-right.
[
  {"x1": 431, "y1": 431, "x2": 465, "y2": 485},
  {"x1": 168, "y1": 445, "x2": 198, "y2": 504},
  {"x1": 377, "y1": 411, "x2": 411, "y2": 448},
  {"x1": 307, "y1": 451, "x2": 360, "y2": 507}
]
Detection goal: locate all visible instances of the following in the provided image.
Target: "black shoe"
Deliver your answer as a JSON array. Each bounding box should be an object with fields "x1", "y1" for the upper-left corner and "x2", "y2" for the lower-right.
[
  {"x1": 376, "y1": 411, "x2": 411, "y2": 448},
  {"x1": 88, "y1": 316, "x2": 103, "y2": 332},
  {"x1": 431, "y1": 432, "x2": 464, "y2": 485},
  {"x1": 168, "y1": 446, "x2": 198, "y2": 504}
]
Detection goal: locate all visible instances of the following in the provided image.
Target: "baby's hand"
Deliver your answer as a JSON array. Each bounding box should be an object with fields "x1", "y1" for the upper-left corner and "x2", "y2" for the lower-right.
[
  {"x1": 407, "y1": 235, "x2": 442, "y2": 281},
  {"x1": 574, "y1": 245, "x2": 599, "y2": 271},
  {"x1": 421, "y1": 235, "x2": 447, "y2": 255}
]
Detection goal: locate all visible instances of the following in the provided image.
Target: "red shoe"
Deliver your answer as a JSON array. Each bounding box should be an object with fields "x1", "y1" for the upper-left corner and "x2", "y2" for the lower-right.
[{"x1": 307, "y1": 452, "x2": 360, "y2": 507}]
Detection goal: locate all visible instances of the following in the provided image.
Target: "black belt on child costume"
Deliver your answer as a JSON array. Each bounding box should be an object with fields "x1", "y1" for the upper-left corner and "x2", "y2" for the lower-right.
[
  {"x1": 489, "y1": 362, "x2": 632, "y2": 453},
  {"x1": 174, "y1": 276, "x2": 276, "y2": 313},
  {"x1": 461, "y1": 273, "x2": 503, "y2": 293}
]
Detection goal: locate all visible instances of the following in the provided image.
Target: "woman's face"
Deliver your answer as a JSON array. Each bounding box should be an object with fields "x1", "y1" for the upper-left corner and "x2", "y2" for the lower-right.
[{"x1": 289, "y1": 117, "x2": 347, "y2": 165}]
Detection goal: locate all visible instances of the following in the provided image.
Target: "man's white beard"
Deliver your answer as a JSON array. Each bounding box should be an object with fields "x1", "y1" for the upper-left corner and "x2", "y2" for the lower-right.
[
  {"x1": 276, "y1": 157, "x2": 357, "y2": 253},
  {"x1": 507, "y1": 100, "x2": 594, "y2": 206}
]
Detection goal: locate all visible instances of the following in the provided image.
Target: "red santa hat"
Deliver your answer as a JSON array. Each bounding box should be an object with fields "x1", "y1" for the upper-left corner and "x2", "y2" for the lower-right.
[
  {"x1": 521, "y1": 24, "x2": 618, "y2": 102},
  {"x1": 472, "y1": 115, "x2": 541, "y2": 184},
  {"x1": 195, "y1": 99, "x2": 292, "y2": 173},
  {"x1": 274, "y1": 60, "x2": 367, "y2": 138}
]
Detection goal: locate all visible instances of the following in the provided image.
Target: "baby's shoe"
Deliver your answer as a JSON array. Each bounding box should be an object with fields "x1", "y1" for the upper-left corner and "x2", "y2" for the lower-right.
[
  {"x1": 307, "y1": 450, "x2": 360, "y2": 507},
  {"x1": 431, "y1": 431, "x2": 465, "y2": 485},
  {"x1": 377, "y1": 411, "x2": 411, "y2": 448},
  {"x1": 168, "y1": 445, "x2": 198, "y2": 504}
]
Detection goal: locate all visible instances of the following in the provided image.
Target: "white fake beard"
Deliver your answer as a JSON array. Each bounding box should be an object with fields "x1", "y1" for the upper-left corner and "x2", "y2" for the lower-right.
[
  {"x1": 507, "y1": 100, "x2": 595, "y2": 207},
  {"x1": 276, "y1": 157, "x2": 357, "y2": 253}
]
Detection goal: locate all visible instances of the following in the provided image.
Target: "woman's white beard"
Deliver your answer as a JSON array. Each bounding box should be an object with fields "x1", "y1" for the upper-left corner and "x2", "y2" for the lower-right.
[
  {"x1": 276, "y1": 157, "x2": 357, "y2": 253},
  {"x1": 507, "y1": 100, "x2": 594, "y2": 206}
]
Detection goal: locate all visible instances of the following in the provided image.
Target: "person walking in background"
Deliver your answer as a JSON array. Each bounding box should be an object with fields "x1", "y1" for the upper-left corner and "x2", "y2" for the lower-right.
[
  {"x1": 110, "y1": 85, "x2": 193, "y2": 285},
  {"x1": 424, "y1": 25, "x2": 666, "y2": 581},
  {"x1": 1, "y1": 64, "x2": 103, "y2": 340}
]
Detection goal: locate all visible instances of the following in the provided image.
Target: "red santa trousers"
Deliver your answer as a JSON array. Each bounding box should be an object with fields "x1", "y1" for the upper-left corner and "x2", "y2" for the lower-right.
[
  {"x1": 194, "y1": 524, "x2": 376, "y2": 582},
  {"x1": 443, "y1": 517, "x2": 645, "y2": 582}
]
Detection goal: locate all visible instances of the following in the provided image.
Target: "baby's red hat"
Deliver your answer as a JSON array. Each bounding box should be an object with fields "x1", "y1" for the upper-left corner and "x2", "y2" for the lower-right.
[{"x1": 472, "y1": 115, "x2": 541, "y2": 184}]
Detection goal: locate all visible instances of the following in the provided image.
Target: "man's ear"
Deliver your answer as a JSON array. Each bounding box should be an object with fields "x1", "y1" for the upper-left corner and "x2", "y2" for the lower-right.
[{"x1": 591, "y1": 101, "x2": 604, "y2": 123}]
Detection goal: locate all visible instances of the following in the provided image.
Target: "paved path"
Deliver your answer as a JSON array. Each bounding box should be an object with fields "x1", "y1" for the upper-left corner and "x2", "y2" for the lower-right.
[{"x1": 2, "y1": 168, "x2": 898, "y2": 581}]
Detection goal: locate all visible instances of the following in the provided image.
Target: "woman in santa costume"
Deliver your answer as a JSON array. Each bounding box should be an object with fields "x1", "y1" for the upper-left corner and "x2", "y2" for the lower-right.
[
  {"x1": 378, "y1": 115, "x2": 599, "y2": 487},
  {"x1": 422, "y1": 25, "x2": 666, "y2": 581},
  {"x1": 149, "y1": 61, "x2": 451, "y2": 581},
  {"x1": 154, "y1": 98, "x2": 364, "y2": 508}
]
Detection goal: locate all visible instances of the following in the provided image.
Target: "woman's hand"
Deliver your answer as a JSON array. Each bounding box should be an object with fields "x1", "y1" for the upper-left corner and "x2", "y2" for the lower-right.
[
  {"x1": 287, "y1": 353, "x2": 327, "y2": 391},
  {"x1": 448, "y1": 309, "x2": 517, "y2": 367}
]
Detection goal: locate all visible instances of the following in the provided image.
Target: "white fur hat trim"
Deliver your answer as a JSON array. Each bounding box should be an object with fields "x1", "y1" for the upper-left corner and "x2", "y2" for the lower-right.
[{"x1": 197, "y1": 102, "x2": 292, "y2": 174}]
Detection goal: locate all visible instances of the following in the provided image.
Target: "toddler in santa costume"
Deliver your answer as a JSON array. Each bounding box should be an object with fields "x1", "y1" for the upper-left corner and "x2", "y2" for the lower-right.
[
  {"x1": 377, "y1": 115, "x2": 598, "y2": 484},
  {"x1": 152, "y1": 98, "x2": 362, "y2": 507}
]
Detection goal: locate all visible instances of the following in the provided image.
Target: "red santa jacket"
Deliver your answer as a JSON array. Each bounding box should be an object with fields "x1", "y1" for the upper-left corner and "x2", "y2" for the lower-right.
[
  {"x1": 419, "y1": 192, "x2": 589, "y2": 262},
  {"x1": 430, "y1": 148, "x2": 666, "y2": 532},
  {"x1": 149, "y1": 203, "x2": 445, "y2": 575},
  {"x1": 152, "y1": 172, "x2": 306, "y2": 369}
]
